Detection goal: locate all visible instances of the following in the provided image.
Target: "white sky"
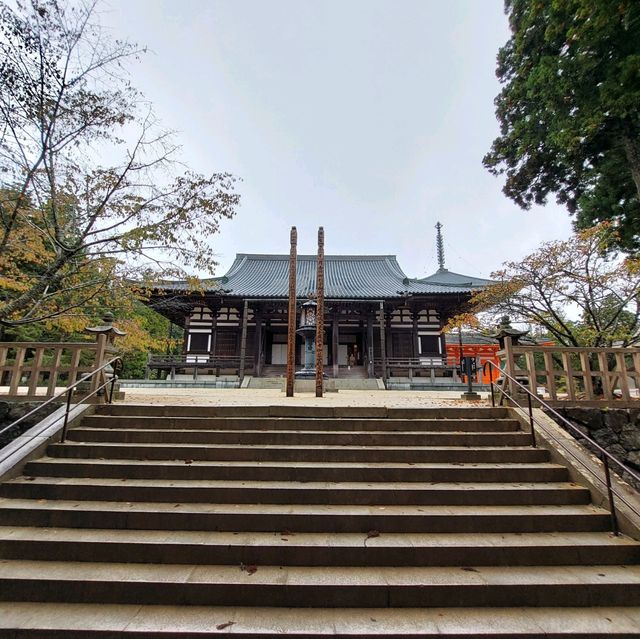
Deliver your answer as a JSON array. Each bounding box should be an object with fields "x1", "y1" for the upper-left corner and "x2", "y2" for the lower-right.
[{"x1": 101, "y1": 0, "x2": 574, "y2": 280}]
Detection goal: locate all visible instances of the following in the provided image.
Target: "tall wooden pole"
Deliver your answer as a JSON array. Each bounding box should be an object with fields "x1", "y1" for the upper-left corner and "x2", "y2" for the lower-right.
[
  {"x1": 315, "y1": 227, "x2": 325, "y2": 397},
  {"x1": 238, "y1": 300, "x2": 249, "y2": 385},
  {"x1": 286, "y1": 227, "x2": 298, "y2": 397}
]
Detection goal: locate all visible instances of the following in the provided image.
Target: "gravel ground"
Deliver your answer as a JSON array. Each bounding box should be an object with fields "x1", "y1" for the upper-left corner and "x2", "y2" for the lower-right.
[{"x1": 120, "y1": 388, "x2": 491, "y2": 408}]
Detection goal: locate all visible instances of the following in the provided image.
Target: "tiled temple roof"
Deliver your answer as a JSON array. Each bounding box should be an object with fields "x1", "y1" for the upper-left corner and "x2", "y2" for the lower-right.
[{"x1": 156, "y1": 254, "x2": 492, "y2": 299}]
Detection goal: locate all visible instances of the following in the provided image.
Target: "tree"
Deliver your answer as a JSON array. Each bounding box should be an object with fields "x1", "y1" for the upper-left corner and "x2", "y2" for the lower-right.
[
  {"x1": 484, "y1": 0, "x2": 640, "y2": 253},
  {"x1": 0, "y1": 0, "x2": 240, "y2": 329},
  {"x1": 472, "y1": 224, "x2": 640, "y2": 348}
]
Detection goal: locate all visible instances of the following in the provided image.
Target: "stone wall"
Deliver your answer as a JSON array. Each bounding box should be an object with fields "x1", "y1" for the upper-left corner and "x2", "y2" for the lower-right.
[
  {"x1": 546, "y1": 407, "x2": 640, "y2": 490},
  {"x1": 0, "y1": 401, "x2": 60, "y2": 449}
]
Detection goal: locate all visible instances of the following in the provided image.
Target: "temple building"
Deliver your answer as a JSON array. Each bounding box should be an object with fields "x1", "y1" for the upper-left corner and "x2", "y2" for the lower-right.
[{"x1": 149, "y1": 229, "x2": 493, "y2": 384}]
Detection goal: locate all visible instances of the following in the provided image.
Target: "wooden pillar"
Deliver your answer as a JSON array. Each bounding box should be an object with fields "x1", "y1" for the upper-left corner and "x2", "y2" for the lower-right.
[
  {"x1": 239, "y1": 300, "x2": 249, "y2": 384},
  {"x1": 210, "y1": 310, "x2": 218, "y2": 360},
  {"x1": 366, "y1": 312, "x2": 374, "y2": 378},
  {"x1": 254, "y1": 313, "x2": 263, "y2": 377},
  {"x1": 315, "y1": 227, "x2": 325, "y2": 397},
  {"x1": 412, "y1": 310, "x2": 419, "y2": 359},
  {"x1": 379, "y1": 302, "x2": 387, "y2": 383},
  {"x1": 385, "y1": 311, "x2": 393, "y2": 359},
  {"x1": 182, "y1": 314, "x2": 190, "y2": 355},
  {"x1": 286, "y1": 227, "x2": 298, "y2": 397},
  {"x1": 332, "y1": 314, "x2": 339, "y2": 379}
]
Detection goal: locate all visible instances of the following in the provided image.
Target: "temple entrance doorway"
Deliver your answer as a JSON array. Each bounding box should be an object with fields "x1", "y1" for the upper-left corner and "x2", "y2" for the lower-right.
[{"x1": 337, "y1": 333, "x2": 364, "y2": 367}]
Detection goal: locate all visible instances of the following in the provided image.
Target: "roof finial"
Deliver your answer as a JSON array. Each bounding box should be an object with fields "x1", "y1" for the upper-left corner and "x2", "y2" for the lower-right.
[{"x1": 435, "y1": 221, "x2": 445, "y2": 271}]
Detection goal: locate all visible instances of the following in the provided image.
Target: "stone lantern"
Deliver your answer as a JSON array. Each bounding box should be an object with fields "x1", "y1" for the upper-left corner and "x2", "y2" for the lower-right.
[
  {"x1": 85, "y1": 311, "x2": 127, "y2": 346},
  {"x1": 295, "y1": 300, "x2": 317, "y2": 379},
  {"x1": 85, "y1": 311, "x2": 126, "y2": 384},
  {"x1": 491, "y1": 315, "x2": 532, "y2": 392},
  {"x1": 491, "y1": 315, "x2": 529, "y2": 349}
]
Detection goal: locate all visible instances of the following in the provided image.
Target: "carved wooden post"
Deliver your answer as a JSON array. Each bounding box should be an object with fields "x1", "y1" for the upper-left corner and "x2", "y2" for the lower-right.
[
  {"x1": 286, "y1": 227, "x2": 298, "y2": 397},
  {"x1": 239, "y1": 300, "x2": 249, "y2": 385},
  {"x1": 315, "y1": 227, "x2": 325, "y2": 397}
]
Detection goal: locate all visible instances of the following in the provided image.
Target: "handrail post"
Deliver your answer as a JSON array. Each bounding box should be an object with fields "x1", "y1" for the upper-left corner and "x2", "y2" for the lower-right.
[
  {"x1": 108, "y1": 375, "x2": 117, "y2": 404},
  {"x1": 60, "y1": 386, "x2": 73, "y2": 443},
  {"x1": 490, "y1": 380, "x2": 495, "y2": 407},
  {"x1": 602, "y1": 454, "x2": 620, "y2": 535},
  {"x1": 527, "y1": 391, "x2": 536, "y2": 448}
]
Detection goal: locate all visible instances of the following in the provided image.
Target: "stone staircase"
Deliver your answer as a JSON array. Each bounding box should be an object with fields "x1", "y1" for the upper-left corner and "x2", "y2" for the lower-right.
[{"x1": 0, "y1": 404, "x2": 639, "y2": 636}]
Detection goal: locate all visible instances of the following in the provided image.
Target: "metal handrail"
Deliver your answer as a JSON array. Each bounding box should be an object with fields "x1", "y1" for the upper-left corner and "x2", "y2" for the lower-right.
[
  {"x1": 483, "y1": 360, "x2": 640, "y2": 534},
  {"x1": 0, "y1": 356, "x2": 123, "y2": 444}
]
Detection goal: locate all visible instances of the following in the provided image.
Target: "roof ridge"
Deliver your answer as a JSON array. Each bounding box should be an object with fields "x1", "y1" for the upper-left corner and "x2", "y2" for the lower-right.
[{"x1": 233, "y1": 253, "x2": 399, "y2": 261}]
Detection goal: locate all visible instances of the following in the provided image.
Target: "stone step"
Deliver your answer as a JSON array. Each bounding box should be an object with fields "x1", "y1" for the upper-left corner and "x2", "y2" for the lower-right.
[
  {"x1": 94, "y1": 405, "x2": 512, "y2": 419},
  {"x1": 0, "y1": 478, "x2": 591, "y2": 506},
  {"x1": 2, "y1": 602, "x2": 640, "y2": 637},
  {"x1": 0, "y1": 499, "x2": 611, "y2": 532},
  {"x1": 1, "y1": 528, "x2": 637, "y2": 567},
  {"x1": 1, "y1": 560, "x2": 639, "y2": 607},
  {"x1": 47, "y1": 442, "x2": 550, "y2": 463},
  {"x1": 82, "y1": 414, "x2": 521, "y2": 432},
  {"x1": 24, "y1": 458, "x2": 570, "y2": 482},
  {"x1": 66, "y1": 428, "x2": 531, "y2": 447}
]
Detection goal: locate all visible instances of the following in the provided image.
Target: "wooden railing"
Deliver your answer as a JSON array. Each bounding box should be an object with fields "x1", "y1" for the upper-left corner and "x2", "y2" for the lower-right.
[
  {"x1": 146, "y1": 354, "x2": 247, "y2": 379},
  {"x1": 0, "y1": 335, "x2": 116, "y2": 400},
  {"x1": 374, "y1": 357, "x2": 458, "y2": 380},
  {"x1": 500, "y1": 337, "x2": 640, "y2": 403}
]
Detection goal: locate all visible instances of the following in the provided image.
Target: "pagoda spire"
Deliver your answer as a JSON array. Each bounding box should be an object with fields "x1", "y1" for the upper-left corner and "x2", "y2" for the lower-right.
[{"x1": 435, "y1": 221, "x2": 446, "y2": 271}]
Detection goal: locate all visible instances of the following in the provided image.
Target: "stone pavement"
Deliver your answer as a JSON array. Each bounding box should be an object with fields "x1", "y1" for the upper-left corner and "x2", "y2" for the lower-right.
[{"x1": 120, "y1": 387, "x2": 491, "y2": 408}]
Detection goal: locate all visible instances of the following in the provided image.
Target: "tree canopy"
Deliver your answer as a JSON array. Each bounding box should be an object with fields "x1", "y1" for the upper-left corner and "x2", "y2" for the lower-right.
[
  {"x1": 473, "y1": 224, "x2": 640, "y2": 348},
  {"x1": 484, "y1": 0, "x2": 640, "y2": 253},
  {"x1": 0, "y1": 0, "x2": 240, "y2": 329}
]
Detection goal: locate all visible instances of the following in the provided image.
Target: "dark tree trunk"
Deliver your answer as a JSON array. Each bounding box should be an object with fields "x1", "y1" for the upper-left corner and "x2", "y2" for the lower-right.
[{"x1": 623, "y1": 135, "x2": 640, "y2": 200}]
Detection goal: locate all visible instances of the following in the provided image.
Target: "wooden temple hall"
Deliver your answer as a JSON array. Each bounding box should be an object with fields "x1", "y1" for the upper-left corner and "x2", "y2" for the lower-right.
[{"x1": 149, "y1": 230, "x2": 491, "y2": 384}]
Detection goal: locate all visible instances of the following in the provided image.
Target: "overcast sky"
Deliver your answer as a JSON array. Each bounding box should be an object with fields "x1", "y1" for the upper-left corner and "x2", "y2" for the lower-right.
[{"x1": 101, "y1": 0, "x2": 574, "y2": 280}]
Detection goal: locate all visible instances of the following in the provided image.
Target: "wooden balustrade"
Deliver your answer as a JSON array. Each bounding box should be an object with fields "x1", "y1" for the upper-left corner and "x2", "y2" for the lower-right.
[
  {"x1": 0, "y1": 335, "x2": 116, "y2": 400},
  {"x1": 499, "y1": 337, "x2": 640, "y2": 404}
]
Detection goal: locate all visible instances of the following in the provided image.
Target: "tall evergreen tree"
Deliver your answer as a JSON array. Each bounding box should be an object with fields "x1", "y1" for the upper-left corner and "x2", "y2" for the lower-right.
[{"x1": 485, "y1": 0, "x2": 640, "y2": 253}]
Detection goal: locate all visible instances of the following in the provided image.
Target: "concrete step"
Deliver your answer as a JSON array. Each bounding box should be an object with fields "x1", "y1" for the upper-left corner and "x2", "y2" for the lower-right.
[
  {"x1": 47, "y1": 442, "x2": 550, "y2": 463},
  {"x1": 2, "y1": 560, "x2": 640, "y2": 607},
  {"x1": 24, "y1": 458, "x2": 570, "y2": 482},
  {"x1": 0, "y1": 478, "x2": 591, "y2": 506},
  {"x1": 1, "y1": 528, "x2": 637, "y2": 567},
  {"x1": 2, "y1": 602, "x2": 640, "y2": 637},
  {"x1": 94, "y1": 405, "x2": 512, "y2": 419},
  {"x1": 66, "y1": 428, "x2": 532, "y2": 447},
  {"x1": 3, "y1": 402, "x2": 639, "y2": 634},
  {"x1": 81, "y1": 414, "x2": 522, "y2": 432},
  {"x1": 0, "y1": 499, "x2": 611, "y2": 532}
]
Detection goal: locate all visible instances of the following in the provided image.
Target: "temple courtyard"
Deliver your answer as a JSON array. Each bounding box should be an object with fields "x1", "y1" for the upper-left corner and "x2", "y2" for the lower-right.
[{"x1": 120, "y1": 387, "x2": 490, "y2": 408}]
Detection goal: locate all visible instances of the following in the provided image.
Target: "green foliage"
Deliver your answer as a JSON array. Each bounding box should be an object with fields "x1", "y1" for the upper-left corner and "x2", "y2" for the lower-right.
[
  {"x1": 0, "y1": 0, "x2": 240, "y2": 328},
  {"x1": 3, "y1": 300, "x2": 183, "y2": 379},
  {"x1": 473, "y1": 224, "x2": 640, "y2": 348},
  {"x1": 485, "y1": 0, "x2": 640, "y2": 253}
]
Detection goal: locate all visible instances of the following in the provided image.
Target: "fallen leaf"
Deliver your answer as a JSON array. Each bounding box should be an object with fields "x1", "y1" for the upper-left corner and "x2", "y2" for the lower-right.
[
  {"x1": 184, "y1": 459, "x2": 193, "y2": 465},
  {"x1": 216, "y1": 621, "x2": 235, "y2": 630},
  {"x1": 364, "y1": 530, "x2": 380, "y2": 547},
  {"x1": 240, "y1": 563, "x2": 258, "y2": 575},
  {"x1": 461, "y1": 567, "x2": 479, "y2": 572}
]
